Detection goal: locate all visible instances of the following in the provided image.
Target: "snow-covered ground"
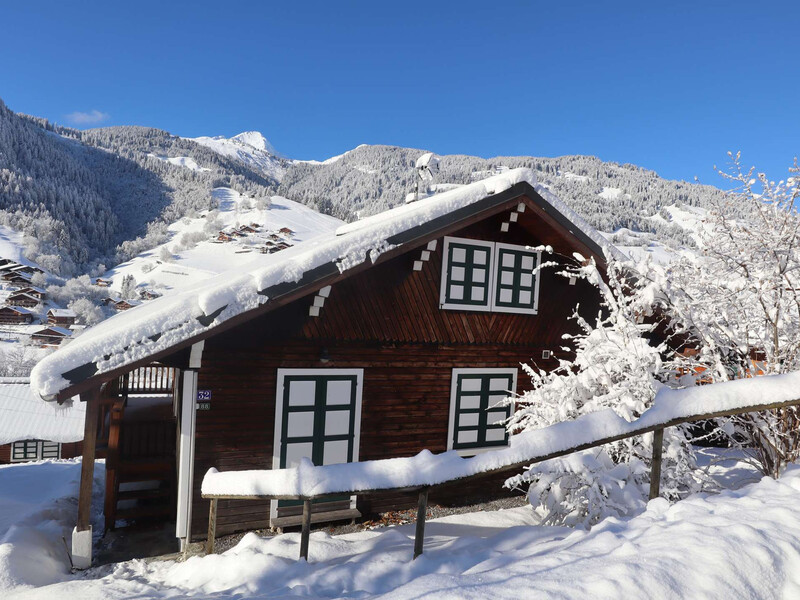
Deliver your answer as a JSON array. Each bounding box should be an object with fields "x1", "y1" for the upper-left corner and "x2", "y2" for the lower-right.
[
  {"x1": 5, "y1": 452, "x2": 800, "y2": 599},
  {"x1": 104, "y1": 188, "x2": 342, "y2": 297}
]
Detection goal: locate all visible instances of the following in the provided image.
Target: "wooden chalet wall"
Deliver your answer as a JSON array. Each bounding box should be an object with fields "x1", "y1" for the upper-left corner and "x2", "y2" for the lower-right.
[{"x1": 189, "y1": 198, "x2": 602, "y2": 536}]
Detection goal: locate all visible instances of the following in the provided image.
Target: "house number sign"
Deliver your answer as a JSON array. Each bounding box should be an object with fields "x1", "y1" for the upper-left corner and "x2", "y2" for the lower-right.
[{"x1": 197, "y1": 389, "x2": 212, "y2": 410}]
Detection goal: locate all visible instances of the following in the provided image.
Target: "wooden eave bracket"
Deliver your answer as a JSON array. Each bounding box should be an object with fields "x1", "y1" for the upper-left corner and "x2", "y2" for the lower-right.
[
  {"x1": 309, "y1": 285, "x2": 333, "y2": 317},
  {"x1": 413, "y1": 240, "x2": 438, "y2": 272}
]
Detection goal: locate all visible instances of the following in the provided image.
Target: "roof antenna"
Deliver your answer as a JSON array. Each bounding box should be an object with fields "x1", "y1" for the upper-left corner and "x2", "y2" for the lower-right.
[{"x1": 408, "y1": 153, "x2": 440, "y2": 203}]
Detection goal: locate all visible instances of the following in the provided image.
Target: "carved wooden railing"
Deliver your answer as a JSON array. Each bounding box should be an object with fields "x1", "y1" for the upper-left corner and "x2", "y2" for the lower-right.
[{"x1": 202, "y1": 383, "x2": 800, "y2": 562}]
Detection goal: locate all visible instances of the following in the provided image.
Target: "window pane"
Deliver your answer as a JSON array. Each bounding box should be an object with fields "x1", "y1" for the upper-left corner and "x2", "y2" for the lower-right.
[
  {"x1": 326, "y1": 380, "x2": 353, "y2": 406},
  {"x1": 288, "y1": 380, "x2": 316, "y2": 406}
]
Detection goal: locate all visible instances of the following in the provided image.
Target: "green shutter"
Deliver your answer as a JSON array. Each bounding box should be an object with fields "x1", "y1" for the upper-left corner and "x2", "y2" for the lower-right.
[
  {"x1": 443, "y1": 241, "x2": 492, "y2": 307},
  {"x1": 494, "y1": 247, "x2": 538, "y2": 312},
  {"x1": 452, "y1": 373, "x2": 513, "y2": 451}
]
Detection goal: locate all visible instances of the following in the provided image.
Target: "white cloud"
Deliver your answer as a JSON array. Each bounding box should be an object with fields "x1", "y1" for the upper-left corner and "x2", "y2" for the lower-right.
[{"x1": 65, "y1": 109, "x2": 110, "y2": 126}]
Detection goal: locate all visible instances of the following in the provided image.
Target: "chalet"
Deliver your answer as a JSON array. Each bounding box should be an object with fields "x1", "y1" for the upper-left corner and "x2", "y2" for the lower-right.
[
  {"x1": 239, "y1": 225, "x2": 258, "y2": 234},
  {"x1": 0, "y1": 258, "x2": 13, "y2": 267},
  {"x1": 217, "y1": 232, "x2": 233, "y2": 243},
  {"x1": 30, "y1": 326, "x2": 72, "y2": 345},
  {"x1": 138, "y1": 289, "x2": 162, "y2": 301},
  {"x1": 48, "y1": 308, "x2": 77, "y2": 326},
  {"x1": 2, "y1": 271, "x2": 32, "y2": 287},
  {"x1": 113, "y1": 299, "x2": 139, "y2": 311},
  {"x1": 279, "y1": 227, "x2": 294, "y2": 236},
  {"x1": 0, "y1": 305, "x2": 34, "y2": 325},
  {"x1": 6, "y1": 292, "x2": 40, "y2": 308},
  {"x1": 30, "y1": 169, "x2": 622, "y2": 567},
  {"x1": 10, "y1": 264, "x2": 36, "y2": 275},
  {"x1": 16, "y1": 286, "x2": 46, "y2": 301},
  {"x1": 95, "y1": 278, "x2": 112, "y2": 287},
  {"x1": 0, "y1": 378, "x2": 83, "y2": 464}
]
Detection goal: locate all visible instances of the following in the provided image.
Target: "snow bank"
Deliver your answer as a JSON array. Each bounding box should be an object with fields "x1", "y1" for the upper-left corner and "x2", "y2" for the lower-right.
[
  {"x1": 203, "y1": 372, "x2": 800, "y2": 498},
  {"x1": 14, "y1": 462, "x2": 800, "y2": 599},
  {"x1": 0, "y1": 459, "x2": 103, "y2": 595},
  {"x1": 32, "y1": 168, "x2": 561, "y2": 399}
]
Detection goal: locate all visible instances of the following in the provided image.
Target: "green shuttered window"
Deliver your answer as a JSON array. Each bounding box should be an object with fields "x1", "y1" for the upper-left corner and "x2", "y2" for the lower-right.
[
  {"x1": 493, "y1": 243, "x2": 539, "y2": 313},
  {"x1": 439, "y1": 237, "x2": 540, "y2": 315},
  {"x1": 11, "y1": 440, "x2": 61, "y2": 462},
  {"x1": 448, "y1": 369, "x2": 517, "y2": 454}
]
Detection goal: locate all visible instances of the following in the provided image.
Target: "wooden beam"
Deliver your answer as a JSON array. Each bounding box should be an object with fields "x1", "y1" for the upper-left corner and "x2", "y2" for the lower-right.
[
  {"x1": 413, "y1": 488, "x2": 429, "y2": 560},
  {"x1": 300, "y1": 498, "x2": 312, "y2": 561},
  {"x1": 649, "y1": 428, "x2": 665, "y2": 500},
  {"x1": 206, "y1": 499, "x2": 218, "y2": 555},
  {"x1": 77, "y1": 386, "x2": 101, "y2": 531}
]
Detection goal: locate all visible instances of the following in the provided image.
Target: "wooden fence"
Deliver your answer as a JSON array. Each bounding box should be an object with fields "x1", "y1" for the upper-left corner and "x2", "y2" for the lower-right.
[{"x1": 202, "y1": 394, "x2": 800, "y2": 562}]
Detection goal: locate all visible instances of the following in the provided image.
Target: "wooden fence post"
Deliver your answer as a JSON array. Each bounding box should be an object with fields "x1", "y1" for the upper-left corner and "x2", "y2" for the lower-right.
[
  {"x1": 206, "y1": 499, "x2": 217, "y2": 554},
  {"x1": 413, "y1": 488, "x2": 429, "y2": 560},
  {"x1": 649, "y1": 428, "x2": 665, "y2": 500},
  {"x1": 300, "y1": 498, "x2": 313, "y2": 561}
]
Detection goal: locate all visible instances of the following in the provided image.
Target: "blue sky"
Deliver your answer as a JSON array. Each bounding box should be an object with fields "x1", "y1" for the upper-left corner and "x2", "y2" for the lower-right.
[{"x1": 1, "y1": 1, "x2": 797, "y2": 184}]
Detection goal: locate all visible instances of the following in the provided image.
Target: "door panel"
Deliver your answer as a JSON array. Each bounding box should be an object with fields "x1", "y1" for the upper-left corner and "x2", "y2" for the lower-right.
[{"x1": 272, "y1": 369, "x2": 363, "y2": 521}]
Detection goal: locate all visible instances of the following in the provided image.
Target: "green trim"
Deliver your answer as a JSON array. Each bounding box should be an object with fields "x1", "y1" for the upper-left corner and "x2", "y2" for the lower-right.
[
  {"x1": 453, "y1": 374, "x2": 512, "y2": 450},
  {"x1": 279, "y1": 374, "x2": 358, "y2": 507},
  {"x1": 494, "y1": 247, "x2": 538, "y2": 310},
  {"x1": 444, "y1": 242, "x2": 492, "y2": 307}
]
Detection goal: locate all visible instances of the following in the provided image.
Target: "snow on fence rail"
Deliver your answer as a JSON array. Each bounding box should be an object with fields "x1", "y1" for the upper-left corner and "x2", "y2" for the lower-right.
[{"x1": 201, "y1": 372, "x2": 800, "y2": 560}]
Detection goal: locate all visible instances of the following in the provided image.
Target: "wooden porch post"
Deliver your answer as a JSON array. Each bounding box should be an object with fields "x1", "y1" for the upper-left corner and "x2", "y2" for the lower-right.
[
  {"x1": 649, "y1": 428, "x2": 665, "y2": 500},
  {"x1": 73, "y1": 386, "x2": 101, "y2": 569},
  {"x1": 205, "y1": 499, "x2": 218, "y2": 555},
  {"x1": 413, "y1": 488, "x2": 429, "y2": 560}
]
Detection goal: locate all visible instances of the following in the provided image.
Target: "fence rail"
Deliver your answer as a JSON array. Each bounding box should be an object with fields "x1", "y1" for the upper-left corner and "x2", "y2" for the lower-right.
[{"x1": 202, "y1": 392, "x2": 800, "y2": 561}]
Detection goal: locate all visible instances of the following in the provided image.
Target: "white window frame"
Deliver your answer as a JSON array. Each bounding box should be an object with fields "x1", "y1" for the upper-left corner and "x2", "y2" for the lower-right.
[
  {"x1": 271, "y1": 368, "x2": 364, "y2": 521},
  {"x1": 447, "y1": 368, "x2": 517, "y2": 456},
  {"x1": 10, "y1": 439, "x2": 61, "y2": 462},
  {"x1": 439, "y1": 236, "x2": 541, "y2": 315}
]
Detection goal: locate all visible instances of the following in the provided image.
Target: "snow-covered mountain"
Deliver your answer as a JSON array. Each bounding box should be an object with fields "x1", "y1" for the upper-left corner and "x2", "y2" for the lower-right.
[{"x1": 191, "y1": 131, "x2": 288, "y2": 182}]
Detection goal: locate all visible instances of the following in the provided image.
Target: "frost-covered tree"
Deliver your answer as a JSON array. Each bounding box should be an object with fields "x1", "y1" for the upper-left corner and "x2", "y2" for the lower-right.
[
  {"x1": 648, "y1": 154, "x2": 800, "y2": 478},
  {"x1": 119, "y1": 274, "x2": 137, "y2": 299},
  {"x1": 68, "y1": 297, "x2": 104, "y2": 326},
  {"x1": 506, "y1": 254, "x2": 703, "y2": 526}
]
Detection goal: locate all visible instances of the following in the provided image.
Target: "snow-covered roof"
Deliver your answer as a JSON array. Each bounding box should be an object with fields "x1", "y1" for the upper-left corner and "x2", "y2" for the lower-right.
[
  {"x1": 0, "y1": 378, "x2": 84, "y2": 445},
  {"x1": 31, "y1": 168, "x2": 620, "y2": 400},
  {"x1": 33, "y1": 326, "x2": 72, "y2": 337},
  {"x1": 47, "y1": 309, "x2": 76, "y2": 318},
  {"x1": 0, "y1": 306, "x2": 33, "y2": 315}
]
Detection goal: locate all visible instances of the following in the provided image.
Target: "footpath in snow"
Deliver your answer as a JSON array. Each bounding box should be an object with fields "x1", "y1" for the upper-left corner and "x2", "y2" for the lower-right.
[{"x1": 4, "y1": 455, "x2": 800, "y2": 599}]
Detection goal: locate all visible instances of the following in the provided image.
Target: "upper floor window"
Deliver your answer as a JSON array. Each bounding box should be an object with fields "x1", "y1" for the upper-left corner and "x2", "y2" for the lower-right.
[{"x1": 439, "y1": 237, "x2": 540, "y2": 315}]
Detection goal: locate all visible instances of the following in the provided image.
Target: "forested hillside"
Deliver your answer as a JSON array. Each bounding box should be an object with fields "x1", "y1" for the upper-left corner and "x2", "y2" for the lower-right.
[
  {"x1": 1, "y1": 97, "x2": 739, "y2": 278},
  {"x1": 0, "y1": 100, "x2": 277, "y2": 275},
  {"x1": 279, "y1": 145, "x2": 735, "y2": 247}
]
